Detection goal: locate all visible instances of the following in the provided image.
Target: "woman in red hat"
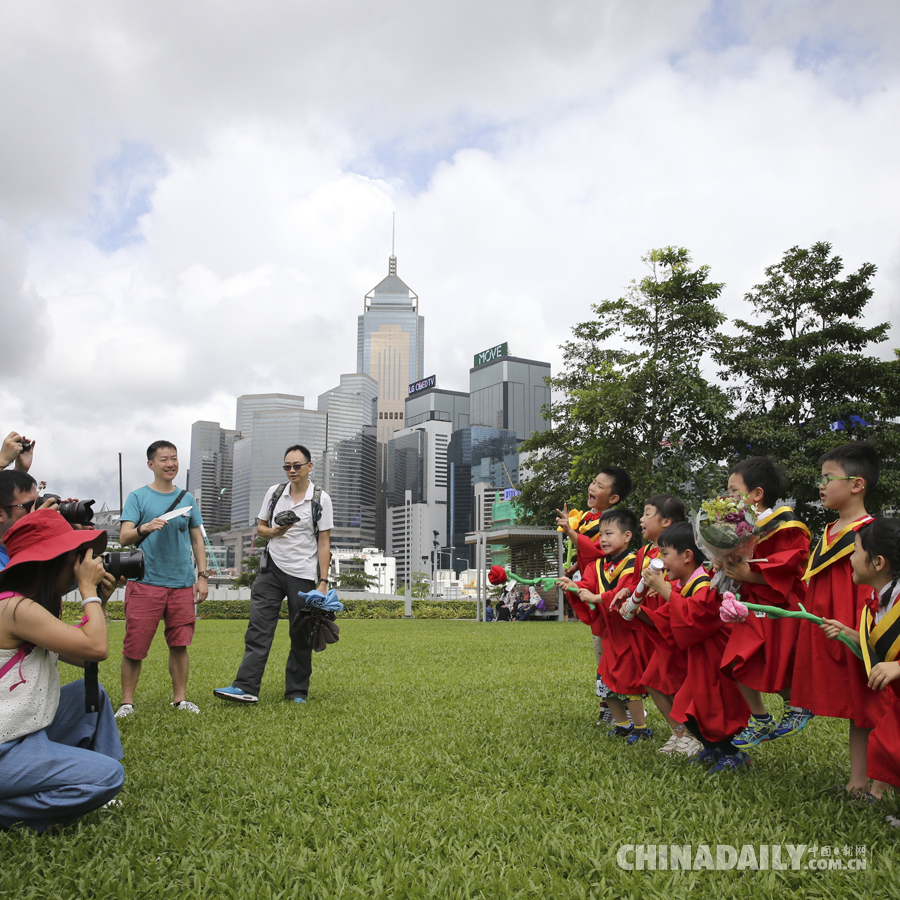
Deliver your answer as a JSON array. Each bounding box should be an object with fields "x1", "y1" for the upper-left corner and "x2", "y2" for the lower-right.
[{"x1": 0, "y1": 509, "x2": 124, "y2": 832}]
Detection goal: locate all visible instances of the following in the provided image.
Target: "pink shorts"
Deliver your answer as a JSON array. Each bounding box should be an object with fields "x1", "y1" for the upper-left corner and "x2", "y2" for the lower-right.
[{"x1": 123, "y1": 581, "x2": 196, "y2": 660}]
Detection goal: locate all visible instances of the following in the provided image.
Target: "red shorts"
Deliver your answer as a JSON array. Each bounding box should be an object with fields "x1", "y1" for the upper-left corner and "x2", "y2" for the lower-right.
[{"x1": 123, "y1": 581, "x2": 195, "y2": 660}]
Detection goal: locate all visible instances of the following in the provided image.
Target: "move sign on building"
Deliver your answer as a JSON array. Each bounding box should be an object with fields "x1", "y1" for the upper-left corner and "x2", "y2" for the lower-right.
[
  {"x1": 408, "y1": 375, "x2": 436, "y2": 396},
  {"x1": 473, "y1": 342, "x2": 508, "y2": 368}
]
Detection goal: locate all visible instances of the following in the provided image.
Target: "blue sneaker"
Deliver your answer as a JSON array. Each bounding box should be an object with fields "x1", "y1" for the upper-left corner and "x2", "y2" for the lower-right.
[
  {"x1": 771, "y1": 709, "x2": 814, "y2": 740},
  {"x1": 607, "y1": 723, "x2": 634, "y2": 738},
  {"x1": 733, "y1": 716, "x2": 777, "y2": 748},
  {"x1": 291, "y1": 697, "x2": 307, "y2": 704},
  {"x1": 626, "y1": 726, "x2": 654, "y2": 746},
  {"x1": 213, "y1": 686, "x2": 258, "y2": 703},
  {"x1": 690, "y1": 747, "x2": 721, "y2": 765},
  {"x1": 708, "y1": 751, "x2": 751, "y2": 774}
]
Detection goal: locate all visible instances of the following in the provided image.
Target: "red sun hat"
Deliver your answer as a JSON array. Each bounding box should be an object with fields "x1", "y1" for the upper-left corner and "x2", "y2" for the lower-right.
[
  {"x1": 488, "y1": 565, "x2": 508, "y2": 585},
  {"x1": 0, "y1": 509, "x2": 107, "y2": 582}
]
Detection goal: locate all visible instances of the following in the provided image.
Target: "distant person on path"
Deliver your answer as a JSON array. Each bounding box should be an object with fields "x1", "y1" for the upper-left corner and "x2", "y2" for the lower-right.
[
  {"x1": 215, "y1": 444, "x2": 333, "y2": 705},
  {"x1": 117, "y1": 441, "x2": 208, "y2": 718}
]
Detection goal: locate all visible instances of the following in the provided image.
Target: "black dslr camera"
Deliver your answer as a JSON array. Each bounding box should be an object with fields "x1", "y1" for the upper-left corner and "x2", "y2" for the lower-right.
[
  {"x1": 273, "y1": 510, "x2": 300, "y2": 527},
  {"x1": 40, "y1": 494, "x2": 95, "y2": 526},
  {"x1": 101, "y1": 550, "x2": 145, "y2": 581}
]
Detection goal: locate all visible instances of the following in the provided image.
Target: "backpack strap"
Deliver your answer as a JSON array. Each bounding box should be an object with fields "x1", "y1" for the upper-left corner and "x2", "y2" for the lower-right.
[
  {"x1": 310, "y1": 485, "x2": 327, "y2": 584},
  {"x1": 266, "y1": 483, "x2": 289, "y2": 527}
]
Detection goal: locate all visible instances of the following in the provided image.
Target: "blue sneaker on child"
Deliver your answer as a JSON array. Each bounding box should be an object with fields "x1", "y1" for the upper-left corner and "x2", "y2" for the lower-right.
[
  {"x1": 733, "y1": 716, "x2": 776, "y2": 748},
  {"x1": 771, "y1": 708, "x2": 814, "y2": 740},
  {"x1": 708, "y1": 751, "x2": 751, "y2": 774},
  {"x1": 608, "y1": 723, "x2": 635, "y2": 739},
  {"x1": 626, "y1": 726, "x2": 653, "y2": 746}
]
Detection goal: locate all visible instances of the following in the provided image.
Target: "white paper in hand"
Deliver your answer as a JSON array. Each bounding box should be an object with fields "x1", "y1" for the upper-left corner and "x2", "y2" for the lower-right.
[{"x1": 160, "y1": 506, "x2": 193, "y2": 522}]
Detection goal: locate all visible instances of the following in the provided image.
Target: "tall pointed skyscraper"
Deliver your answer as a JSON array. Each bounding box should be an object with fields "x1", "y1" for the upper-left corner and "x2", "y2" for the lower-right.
[{"x1": 358, "y1": 244, "x2": 425, "y2": 548}]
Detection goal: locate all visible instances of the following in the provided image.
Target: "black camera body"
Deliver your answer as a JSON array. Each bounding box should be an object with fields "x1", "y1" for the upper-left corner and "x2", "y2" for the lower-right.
[
  {"x1": 40, "y1": 494, "x2": 95, "y2": 526},
  {"x1": 101, "y1": 550, "x2": 144, "y2": 581},
  {"x1": 273, "y1": 509, "x2": 300, "y2": 527}
]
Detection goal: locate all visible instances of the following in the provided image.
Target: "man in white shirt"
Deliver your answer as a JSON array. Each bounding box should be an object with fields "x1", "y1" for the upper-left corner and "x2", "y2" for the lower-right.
[{"x1": 214, "y1": 444, "x2": 333, "y2": 704}]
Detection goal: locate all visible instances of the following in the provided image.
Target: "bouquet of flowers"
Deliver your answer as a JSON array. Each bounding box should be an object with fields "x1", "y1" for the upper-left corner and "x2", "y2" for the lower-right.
[{"x1": 692, "y1": 495, "x2": 760, "y2": 593}]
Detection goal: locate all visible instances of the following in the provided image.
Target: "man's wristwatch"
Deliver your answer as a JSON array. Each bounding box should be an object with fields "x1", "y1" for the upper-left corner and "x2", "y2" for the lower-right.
[{"x1": 198, "y1": 571, "x2": 210, "y2": 579}]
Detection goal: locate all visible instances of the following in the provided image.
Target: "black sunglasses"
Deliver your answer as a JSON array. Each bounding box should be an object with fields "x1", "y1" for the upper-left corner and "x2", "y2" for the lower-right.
[{"x1": 2, "y1": 499, "x2": 36, "y2": 514}]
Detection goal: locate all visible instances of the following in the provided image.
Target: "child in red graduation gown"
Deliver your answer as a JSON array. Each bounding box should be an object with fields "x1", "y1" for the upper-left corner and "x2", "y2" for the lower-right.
[
  {"x1": 717, "y1": 458, "x2": 811, "y2": 748},
  {"x1": 558, "y1": 509, "x2": 655, "y2": 743},
  {"x1": 820, "y1": 517, "x2": 900, "y2": 801},
  {"x1": 640, "y1": 522, "x2": 751, "y2": 773},
  {"x1": 611, "y1": 495, "x2": 692, "y2": 754},
  {"x1": 790, "y1": 442, "x2": 889, "y2": 795},
  {"x1": 555, "y1": 467, "x2": 633, "y2": 722},
  {"x1": 556, "y1": 467, "x2": 634, "y2": 574}
]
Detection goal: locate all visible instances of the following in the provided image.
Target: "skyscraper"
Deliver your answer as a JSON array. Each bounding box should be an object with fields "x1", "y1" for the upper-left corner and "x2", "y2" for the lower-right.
[
  {"x1": 187, "y1": 421, "x2": 240, "y2": 527},
  {"x1": 358, "y1": 250, "x2": 425, "y2": 548},
  {"x1": 318, "y1": 373, "x2": 379, "y2": 550},
  {"x1": 469, "y1": 348, "x2": 551, "y2": 440},
  {"x1": 230, "y1": 396, "x2": 327, "y2": 528}
]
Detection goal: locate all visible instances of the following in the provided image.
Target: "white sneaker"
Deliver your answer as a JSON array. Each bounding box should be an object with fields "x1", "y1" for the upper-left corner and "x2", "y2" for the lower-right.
[
  {"x1": 673, "y1": 736, "x2": 703, "y2": 757},
  {"x1": 171, "y1": 700, "x2": 200, "y2": 714},
  {"x1": 114, "y1": 703, "x2": 134, "y2": 718},
  {"x1": 658, "y1": 733, "x2": 681, "y2": 754}
]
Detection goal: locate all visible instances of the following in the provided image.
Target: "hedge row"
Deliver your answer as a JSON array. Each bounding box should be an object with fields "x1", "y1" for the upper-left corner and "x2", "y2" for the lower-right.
[{"x1": 62, "y1": 599, "x2": 477, "y2": 621}]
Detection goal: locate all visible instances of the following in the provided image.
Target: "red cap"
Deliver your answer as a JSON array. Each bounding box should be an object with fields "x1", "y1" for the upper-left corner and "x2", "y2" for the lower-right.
[{"x1": 0, "y1": 509, "x2": 107, "y2": 582}]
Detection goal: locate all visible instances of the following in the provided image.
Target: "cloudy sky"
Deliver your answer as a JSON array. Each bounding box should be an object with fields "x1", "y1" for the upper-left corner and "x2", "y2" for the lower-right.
[{"x1": 2, "y1": 0, "x2": 899, "y2": 507}]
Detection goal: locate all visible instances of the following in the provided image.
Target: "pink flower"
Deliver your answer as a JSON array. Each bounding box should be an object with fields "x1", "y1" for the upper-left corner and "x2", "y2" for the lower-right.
[
  {"x1": 734, "y1": 520, "x2": 754, "y2": 538},
  {"x1": 720, "y1": 592, "x2": 749, "y2": 624}
]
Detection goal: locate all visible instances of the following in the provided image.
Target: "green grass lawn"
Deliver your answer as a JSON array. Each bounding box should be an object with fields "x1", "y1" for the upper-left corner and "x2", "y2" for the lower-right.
[{"x1": 2, "y1": 619, "x2": 895, "y2": 899}]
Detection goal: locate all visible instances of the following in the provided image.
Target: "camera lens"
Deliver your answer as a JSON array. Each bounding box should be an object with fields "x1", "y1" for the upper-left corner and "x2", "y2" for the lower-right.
[
  {"x1": 44, "y1": 496, "x2": 95, "y2": 526},
  {"x1": 102, "y1": 550, "x2": 145, "y2": 581}
]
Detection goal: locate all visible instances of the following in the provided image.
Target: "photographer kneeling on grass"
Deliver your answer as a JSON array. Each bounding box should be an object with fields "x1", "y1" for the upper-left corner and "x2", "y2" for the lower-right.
[{"x1": 0, "y1": 510, "x2": 124, "y2": 832}]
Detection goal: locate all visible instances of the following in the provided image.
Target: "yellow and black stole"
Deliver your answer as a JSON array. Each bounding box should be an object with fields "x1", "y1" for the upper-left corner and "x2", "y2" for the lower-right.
[
  {"x1": 804, "y1": 515, "x2": 874, "y2": 582},
  {"x1": 859, "y1": 590, "x2": 900, "y2": 675},
  {"x1": 756, "y1": 507, "x2": 811, "y2": 546},
  {"x1": 596, "y1": 552, "x2": 636, "y2": 593},
  {"x1": 633, "y1": 543, "x2": 659, "y2": 574},
  {"x1": 679, "y1": 570, "x2": 711, "y2": 598}
]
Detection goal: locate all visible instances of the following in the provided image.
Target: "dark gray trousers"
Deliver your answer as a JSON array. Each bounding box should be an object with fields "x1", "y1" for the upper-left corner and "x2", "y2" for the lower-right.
[{"x1": 232, "y1": 558, "x2": 313, "y2": 699}]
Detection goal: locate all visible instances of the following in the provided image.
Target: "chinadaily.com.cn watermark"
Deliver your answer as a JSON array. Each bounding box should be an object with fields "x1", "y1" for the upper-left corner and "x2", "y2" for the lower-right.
[{"x1": 616, "y1": 843, "x2": 867, "y2": 871}]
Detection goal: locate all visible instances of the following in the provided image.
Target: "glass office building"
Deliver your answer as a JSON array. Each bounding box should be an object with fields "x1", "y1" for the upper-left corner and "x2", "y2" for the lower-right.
[
  {"x1": 318, "y1": 373, "x2": 379, "y2": 549},
  {"x1": 357, "y1": 253, "x2": 425, "y2": 548},
  {"x1": 405, "y1": 387, "x2": 470, "y2": 432},
  {"x1": 188, "y1": 421, "x2": 240, "y2": 527},
  {"x1": 446, "y1": 426, "x2": 520, "y2": 571},
  {"x1": 230, "y1": 408, "x2": 327, "y2": 527},
  {"x1": 469, "y1": 355, "x2": 551, "y2": 440}
]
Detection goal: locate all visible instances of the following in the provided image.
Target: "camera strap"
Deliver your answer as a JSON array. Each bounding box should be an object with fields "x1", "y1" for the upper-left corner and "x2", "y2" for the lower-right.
[{"x1": 133, "y1": 489, "x2": 187, "y2": 548}]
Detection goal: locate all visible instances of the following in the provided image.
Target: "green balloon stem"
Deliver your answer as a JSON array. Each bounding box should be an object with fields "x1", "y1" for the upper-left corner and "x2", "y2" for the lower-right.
[{"x1": 740, "y1": 599, "x2": 863, "y2": 660}]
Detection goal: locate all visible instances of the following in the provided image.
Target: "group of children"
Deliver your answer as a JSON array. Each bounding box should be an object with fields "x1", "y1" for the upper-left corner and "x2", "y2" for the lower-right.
[{"x1": 554, "y1": 443, "x2": 900, "y2": 799}]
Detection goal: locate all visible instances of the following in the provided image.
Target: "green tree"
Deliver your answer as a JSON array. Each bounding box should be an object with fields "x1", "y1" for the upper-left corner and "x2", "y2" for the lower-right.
[
  {"x1": 519, "y1": 247, "x2": 731, "y2": 523},
  {"x1": 397, "y1": 572, "x2": 431, "y2": 599},
  {"x1": 336, "y1": 571, "x2": 379, "y2": 591},
  {"x1": 232, "y1": 535, "x2": 267, "y2": 588},
  {"x1": 718, "y1": 241, "x2": 900, "y2": 530}
]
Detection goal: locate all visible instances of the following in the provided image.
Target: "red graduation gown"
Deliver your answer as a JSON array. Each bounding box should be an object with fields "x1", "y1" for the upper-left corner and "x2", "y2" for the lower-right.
[
  {"x1": 859, "y1": 587, "x2": 900, "y2": 787},
  {"x1": 668, "y1": 570, "x2": 751, "y2": 743},
  {"x1": 791, "y1": 517, "x2": 889, "y2": 729},
  {"x1": 569, "y1": 553, "x2": 640, "y2": 693},
  {"x1": 867, "y1": 682, "x2": 900, "y2": 787},
  {"x1": 720, "y1": 510, "x2": 810, "y2": 693}
]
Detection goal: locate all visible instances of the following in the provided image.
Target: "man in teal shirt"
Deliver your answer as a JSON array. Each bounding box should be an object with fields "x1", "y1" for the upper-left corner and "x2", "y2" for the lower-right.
[{"x1": 117, "y1": 441, "x2": 208, "y2": 717}]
